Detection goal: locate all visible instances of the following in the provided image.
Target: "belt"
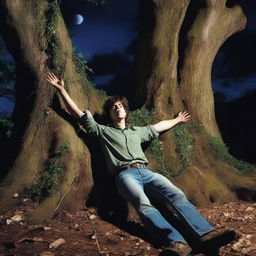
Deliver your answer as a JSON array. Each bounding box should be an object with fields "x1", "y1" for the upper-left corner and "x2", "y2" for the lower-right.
[{"x1": 115, "y1": 163, "x2": 146, "y2": 175}]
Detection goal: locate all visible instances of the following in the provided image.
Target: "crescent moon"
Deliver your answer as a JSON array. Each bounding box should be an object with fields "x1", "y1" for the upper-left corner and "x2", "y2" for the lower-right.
[{"x1": 75, "y1": 14, "x2": 84, "y2": 25}]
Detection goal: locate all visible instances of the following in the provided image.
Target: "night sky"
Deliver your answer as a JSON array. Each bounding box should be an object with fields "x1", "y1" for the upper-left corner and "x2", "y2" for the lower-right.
[
  {"x1": 60, "y1": 0, "x2": 256, "y2": 102},
  {"x1": 1, "y1": 0, "x2": 256, "y2": 162}
]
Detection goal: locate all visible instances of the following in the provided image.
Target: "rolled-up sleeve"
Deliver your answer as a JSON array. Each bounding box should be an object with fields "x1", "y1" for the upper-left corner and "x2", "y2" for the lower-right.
[{"x1": 78, "y1": 110, "x2": 103, "y2": 137}]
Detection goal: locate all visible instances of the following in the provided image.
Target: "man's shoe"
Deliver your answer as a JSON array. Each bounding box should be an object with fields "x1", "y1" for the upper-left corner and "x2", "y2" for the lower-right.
[
  {"x1": 196, "y1": 229, "x2": 236, "y2": 254},
  {"x1": 160, "y1": 242, "x2": 192, "y2": 256}
]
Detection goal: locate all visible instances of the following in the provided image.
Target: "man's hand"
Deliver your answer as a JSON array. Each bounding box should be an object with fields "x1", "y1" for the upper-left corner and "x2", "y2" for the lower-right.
[
  {"x1": 176, "y1": 111, "x2": 190, "y2": 123},
  {"x1": 47, "y1": 72, "x2": 64, "y2": 91},
  {"x1": 46, "y1": 72, "x2": 84, "y2": 118},
  {"x1": 153, "y1": 111, "x2": 191, "y2": 133}
]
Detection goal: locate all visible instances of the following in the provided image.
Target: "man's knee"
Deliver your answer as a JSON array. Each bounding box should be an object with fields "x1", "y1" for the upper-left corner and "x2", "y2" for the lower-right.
[{"x1": 137, "y1": 202, "x2": 156, "y2": 215}]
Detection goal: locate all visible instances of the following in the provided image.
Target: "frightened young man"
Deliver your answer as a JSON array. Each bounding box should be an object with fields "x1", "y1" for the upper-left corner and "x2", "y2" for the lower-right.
[{"x1": 47, "y1": 72, "x2": 236, "y2": 256}]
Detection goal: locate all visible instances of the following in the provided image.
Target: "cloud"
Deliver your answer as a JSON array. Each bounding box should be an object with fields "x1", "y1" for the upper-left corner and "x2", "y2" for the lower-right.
[{"x1": 213, "y1": 74, "x2": 256, "y2": 102}]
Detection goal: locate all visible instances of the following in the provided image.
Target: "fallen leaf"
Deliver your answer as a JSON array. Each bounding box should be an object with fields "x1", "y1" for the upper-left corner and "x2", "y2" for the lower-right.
[{"x1": 49, "y1": 238, "x2": 66, "y2": 249}]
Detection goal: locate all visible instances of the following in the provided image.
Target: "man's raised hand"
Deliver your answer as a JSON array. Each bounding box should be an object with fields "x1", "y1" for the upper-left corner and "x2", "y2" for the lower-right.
[
  {"x1": 47, "y1": 72, "x2": 64, "y2": 91},
  {"x1": 177, "y1": 111, "x2": 190, "y2": 123}
]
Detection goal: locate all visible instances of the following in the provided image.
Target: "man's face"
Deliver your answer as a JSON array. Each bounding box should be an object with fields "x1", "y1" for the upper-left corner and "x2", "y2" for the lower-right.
[{"x1": 109, "y1": 101, "x2": 127, "y2": 123}]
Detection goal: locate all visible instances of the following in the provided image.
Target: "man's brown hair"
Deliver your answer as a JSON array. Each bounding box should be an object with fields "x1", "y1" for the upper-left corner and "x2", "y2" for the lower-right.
[{"x1": 103, "y1": 95, "x2": 129, "y2": 123}]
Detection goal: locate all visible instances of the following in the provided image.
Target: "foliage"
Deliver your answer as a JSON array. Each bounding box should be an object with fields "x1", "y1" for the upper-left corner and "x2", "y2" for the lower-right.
[
  {"x1": 23, "y1": 141, "x2": 70, "y2": 202},
  {"x1": 73, "y1": 50, "x2": 93, "y2": 75},
  {"x1": 45, "y1": 1, "x2": 61, "y2": 70},
  {"x1": 174, "y1": 123, "x2": 194, "y2": 170},
  {"x1": 0, "y1": 117, "x2": 14, "y2": 138},
  {"x1": 207, "y1": 135, "x2": 256, "y2": 175},
  {"x1": 129, "y1": 108, "x2": 155, "y2": 126},
  {"x1": 72, "y1": 49, "x2": 108, "y2": 100}
]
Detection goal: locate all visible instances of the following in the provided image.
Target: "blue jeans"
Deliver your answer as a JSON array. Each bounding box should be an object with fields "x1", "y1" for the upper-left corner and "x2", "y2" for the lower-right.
[{"x1": 115, "y1": 168, "x2": 213, "y2": 246}]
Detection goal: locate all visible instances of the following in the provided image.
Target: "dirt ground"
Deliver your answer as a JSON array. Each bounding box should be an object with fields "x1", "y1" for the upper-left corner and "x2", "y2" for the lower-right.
[{"x1": 0, "y1": 200, "x2": 256, "y2": 256}]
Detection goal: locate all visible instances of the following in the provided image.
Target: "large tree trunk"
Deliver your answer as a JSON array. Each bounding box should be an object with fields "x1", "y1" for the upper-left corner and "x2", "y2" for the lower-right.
[
  {"x1": 0, "y1": 0, "x2": 106, "y2": 223},
  {"x1": 133, "y1": 0, "x2": 256, "y2": 205}
]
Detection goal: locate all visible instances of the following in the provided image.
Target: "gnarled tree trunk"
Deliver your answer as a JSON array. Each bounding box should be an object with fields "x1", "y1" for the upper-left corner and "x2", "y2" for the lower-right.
[
  {"x1": 0, "y1": 0, "x2": 106, "y2": 223},
  {"x1": 133, "y1": 0, "x2": 256, "y2": 205}
]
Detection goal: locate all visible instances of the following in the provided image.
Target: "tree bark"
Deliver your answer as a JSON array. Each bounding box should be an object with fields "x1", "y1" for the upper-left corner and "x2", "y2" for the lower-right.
[
  {"x1": 0, "y1": 0, "x2": 106, "y2": 223},
  {"x1": 133, "y1": 0, "x2": 256, "y2": 205}
]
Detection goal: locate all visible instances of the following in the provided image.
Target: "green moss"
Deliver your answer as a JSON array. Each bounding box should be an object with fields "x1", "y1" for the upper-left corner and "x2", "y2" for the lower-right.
[
  {"x1": 73, "y1": 51, "x2": 93, "y2": 75},
  {"x1": 174, "y1": 123, "x2": 194, "y2": 170},
  {"x1": 23, "y1": 141, "x2": 70, "y2": 202},
  {"x1": 207, "y1": 135, "x2": 256, "y2": 175},
  {"x1": 45, "y1": 1, "x2": 61, "y2": 70},
  {"x1": 129, "y1": 108, "x2": 155, "y2": 126}
]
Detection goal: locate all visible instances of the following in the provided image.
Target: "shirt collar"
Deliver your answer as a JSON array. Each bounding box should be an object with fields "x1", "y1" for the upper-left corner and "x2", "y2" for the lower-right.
[{"x1": 109, "y1": 123, "x2": 130, "y2": 130}]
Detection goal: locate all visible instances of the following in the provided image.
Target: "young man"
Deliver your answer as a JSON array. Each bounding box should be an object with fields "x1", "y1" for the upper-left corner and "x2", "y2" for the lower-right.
[{"x1": 47, "y1": 72, "x2": 236, "y2": 256}]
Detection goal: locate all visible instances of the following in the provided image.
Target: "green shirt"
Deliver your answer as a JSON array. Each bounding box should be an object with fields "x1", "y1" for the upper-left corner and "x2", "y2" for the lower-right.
[{"x1": 79, "y1": 110, "x2": 159, "y2": 174}]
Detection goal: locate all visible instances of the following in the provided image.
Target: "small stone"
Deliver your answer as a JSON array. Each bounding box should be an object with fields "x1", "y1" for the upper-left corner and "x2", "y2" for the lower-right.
[
  {"x1": 49, "y1": 238, "x2": 66, "y2": 249},
  {"x1": 12, "y1": 193, "x2": 19, "y2": 198},
  {"x1": 245, "y1": 234, "x2": 253, "y2": 239},
  {"x1": 89, "y1": 214, "x2": 97, "y2": 220},
  {"x1": 6, "y1": 219, "x2": 13, "y2": 225}
]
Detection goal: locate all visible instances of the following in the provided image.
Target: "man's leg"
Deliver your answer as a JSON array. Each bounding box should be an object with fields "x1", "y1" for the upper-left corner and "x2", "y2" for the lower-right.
[
  {"x1": 142, "y1": 168, "x2": 236, "y2": 254},
  {"x1": 142, "y1": 169, "x2": 213, "y2": 238},
  {"x1": 115, "y1": 168, "x2": 186, "y2": 246}
]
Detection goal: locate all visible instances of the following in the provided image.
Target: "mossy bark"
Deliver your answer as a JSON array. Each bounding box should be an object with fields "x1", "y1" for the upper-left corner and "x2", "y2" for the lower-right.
[
  {"x1": 0, "y1": 0, "x2": 105, "y2": 223},
  {"x1": 133, "y1": 0, "x2": 256, "y2": 204}
]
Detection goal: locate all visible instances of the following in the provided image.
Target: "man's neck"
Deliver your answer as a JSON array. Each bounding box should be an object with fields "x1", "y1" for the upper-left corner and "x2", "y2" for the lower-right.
[{"x1": 113, "y1": 119, "x2": 126, "y2": 129}]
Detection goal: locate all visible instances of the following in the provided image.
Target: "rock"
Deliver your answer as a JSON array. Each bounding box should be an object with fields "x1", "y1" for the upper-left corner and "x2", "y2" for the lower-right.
[
  {"x1": 12, "y1": 193, "x2": 19, "y2": 198},
  {"x1": 89, "y1": 214, "x2": 97, "y2": 220},
  {"x1": 49, "y1": 238, "x2": 66, "y2": 249},
  {"x1": 6, "y1": 219, "x2": 13, "y2": 225}
]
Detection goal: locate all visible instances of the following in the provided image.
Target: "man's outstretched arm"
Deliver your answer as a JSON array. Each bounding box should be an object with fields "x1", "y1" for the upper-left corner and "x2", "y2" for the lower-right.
[
  {"x1": 47, "y1": 72, "x2": 84, "y2": 119},
  {"x1": 152, "y1": 111, "x2": 190, "y2": 133}
]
